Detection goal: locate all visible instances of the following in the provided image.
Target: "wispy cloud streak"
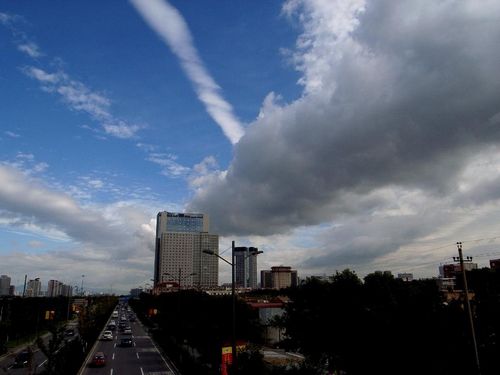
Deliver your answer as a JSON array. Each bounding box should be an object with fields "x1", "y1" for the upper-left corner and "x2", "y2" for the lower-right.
[
  {"x1": 130, "y1": 0, "x2": 244, "y2": 144},
  {"x1": 24, "y1": 66, "x2": 142, "y2": 139}
]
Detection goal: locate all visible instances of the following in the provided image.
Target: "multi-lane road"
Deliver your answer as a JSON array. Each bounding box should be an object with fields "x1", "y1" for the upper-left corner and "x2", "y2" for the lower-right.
[
  {"x1": 0, "y1": 304, "x2": 177, "y2": 375},
  {"x1": 0, "y1": 321, "x2": 78, "y2": 374},
  {"x1": 80, "y1": 305, "x2": 177, "y2": 375}
]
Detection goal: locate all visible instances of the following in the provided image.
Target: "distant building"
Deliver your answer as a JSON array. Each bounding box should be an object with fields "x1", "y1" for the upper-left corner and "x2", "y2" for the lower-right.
[
  {"x1": 234, "y1": 247, "x2": 260, "y2": 289},
  {"x1": 0, "y1": 275, "x2": 11, "y2": 296},
  {"x1": 436, "y1": 277, "x2": 456, "y2": 291},
  {"x1": 26, "y1": 278, "x2": 42, "y2": 297},
  {"x1": 439, "y1": 262, "x2": 477, "y2": 278},
  {"x1": 47, "y1": 280, "x2": 72, "y2": 297},
  {"x1": 154, "y1": 212, "x2": 218, "y2": 289},
  {"x1": 261, "y1": 266, "x2": 298, "y2": 290},
  {"x1": 261, "y1": 270, "x2": 272, "y2": 288},
  {"x1": 490, "y1": 259, "x2": 500, "y2": 270},
  {"x1": 8, "y1": 285, "x2": 15, "y2": 296},
  {"x1": 247, "y1": 299, "x2": 285, "y2": 345},
  {"x1": 61, "y1": 284, "x2": 73, "y2": 297},
  {"x1": 47, "y1": 280, "x2": 62, "y2": 297},
  {"x1": 397, "y1": 273, "x2": 414, "y2": 282}
]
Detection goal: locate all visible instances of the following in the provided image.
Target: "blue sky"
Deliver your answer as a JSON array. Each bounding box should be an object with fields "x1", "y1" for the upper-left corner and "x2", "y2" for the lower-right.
[{"x1": 2, "y1": 0, "x2": 500, "y2": 293}]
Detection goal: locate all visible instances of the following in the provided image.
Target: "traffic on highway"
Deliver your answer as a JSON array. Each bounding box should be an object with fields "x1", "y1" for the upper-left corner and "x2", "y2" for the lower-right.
[
  {"x1": 79, "y1": 302, "x2": 177, "y2": 375},
  {"x1": 0, "y1": 320, "x2": 79, "y2": 374}
]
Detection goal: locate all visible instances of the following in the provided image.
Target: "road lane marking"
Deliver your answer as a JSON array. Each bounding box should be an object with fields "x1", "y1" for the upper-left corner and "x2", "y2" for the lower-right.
[
  {"x1": 110, "y1": 369, "x2": 114, "y2": 375},
  {"x1": 114, "y1": 343, "x2": 116, "y2": 348},
  {"x1": 112, "y1": 352, "x2": 115, "y2": 360},
  {"x1": 137, "y1": 348, "x2": 157, "y2": 352},
  {"x1": 136, "y1": 352, "x2": 140, "y2": 359},
  {"x1": 38, "y1": 359, "x2": 48, "y2": 368},
  {"x1": 140, "y1": 367, "x2": 144, "y2": 375}
]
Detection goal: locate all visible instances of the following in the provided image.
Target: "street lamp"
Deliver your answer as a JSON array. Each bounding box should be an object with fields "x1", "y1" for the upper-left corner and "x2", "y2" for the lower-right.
[{"x1": 203, "y1": 241, "x2": 263, "y2": 373}]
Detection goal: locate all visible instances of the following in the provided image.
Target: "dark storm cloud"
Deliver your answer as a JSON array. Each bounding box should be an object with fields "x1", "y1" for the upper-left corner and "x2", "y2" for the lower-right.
[{"x1": 188, "y1": 0, "x2": 500, "y2": 237}]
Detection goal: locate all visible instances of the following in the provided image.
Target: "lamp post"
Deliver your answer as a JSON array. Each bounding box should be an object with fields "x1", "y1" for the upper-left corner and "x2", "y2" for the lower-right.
[{"x1": 203, "y1": 241, "x2": 263, "y2": 373}]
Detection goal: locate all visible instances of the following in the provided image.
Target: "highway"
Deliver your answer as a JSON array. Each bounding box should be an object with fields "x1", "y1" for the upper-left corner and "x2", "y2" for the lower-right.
[
  {"x1": 80, "y1": 305, "x2": 177, "y2": 375},
  {"x1": 0, "y1": 320, "x2": 79, "y2": 375}
]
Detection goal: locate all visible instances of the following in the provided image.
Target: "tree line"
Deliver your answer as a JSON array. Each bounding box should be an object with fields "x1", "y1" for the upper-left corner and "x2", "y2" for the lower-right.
[{"x1": 131, "y1": 268, "x2": 500, "y2": 375}]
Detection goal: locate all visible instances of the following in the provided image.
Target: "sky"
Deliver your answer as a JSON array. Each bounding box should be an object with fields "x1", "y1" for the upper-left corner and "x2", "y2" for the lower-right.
[{"x1": 2, "y1": 0, "x2": 500, "y2": 294}]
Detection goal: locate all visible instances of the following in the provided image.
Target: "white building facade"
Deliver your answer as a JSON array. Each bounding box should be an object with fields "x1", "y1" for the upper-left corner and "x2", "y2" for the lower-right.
[{"x1": 154, "y1": 212, "x2": 218, "y2": 289}]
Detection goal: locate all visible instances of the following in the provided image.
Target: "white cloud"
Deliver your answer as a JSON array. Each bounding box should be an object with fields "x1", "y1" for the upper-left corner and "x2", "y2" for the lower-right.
[
  {"x1": 4, "y1": 131, "x2": 21, "y2": 138},
  {"x1": 146, "y1": 152, "x2": 190, "y2": 177},
  {"x1": 23, "y1": 66, "x2": 143, "y2": 139},
  {"x1": 0, "y1": 165, "x2": 166, "y2": 292},
  {"x1": 186, "y1": 0, "x2": 500, "y2": 275},
  {"x1": 130, "y1": 0, "x2": 245, "y2": 145},
  {"x1": 17, "y1": 42, "x2": 42, "y2": 58},
  {"x1": 28, "y1": 240, "x2": 44, "y2": 248}
]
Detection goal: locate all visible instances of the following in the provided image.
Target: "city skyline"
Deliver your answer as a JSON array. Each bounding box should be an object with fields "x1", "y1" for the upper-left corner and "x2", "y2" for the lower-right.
[{"x1": 2, "y1": 1, "x2": 500, "y2": 294}]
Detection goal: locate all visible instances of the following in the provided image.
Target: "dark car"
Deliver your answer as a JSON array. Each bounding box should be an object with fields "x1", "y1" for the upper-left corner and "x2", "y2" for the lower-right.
[
  {"x1": 91, "y1": 352, "x2": 106, "y2": 367},
  {"x1": 64, "y1": 328, "x2": 75, "y2": 337},
  {"x1": 120, "y1": 338, "x2": 133, "y2": 347},
  {"x1": 13, "y1": 350, "x2": 30, "y2": 368},
  {"x1": 129, "y1": 316, "x2": 136, "y2": 322}
]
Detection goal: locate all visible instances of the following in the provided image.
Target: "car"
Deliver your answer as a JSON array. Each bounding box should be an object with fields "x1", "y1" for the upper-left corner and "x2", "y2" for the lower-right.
[
  {"x1": 13, "y1": 350, "x2": 30, "y2": 368},
  {"x1": 64, "y1": 328, "x2": 75, "y2": 337},
  {"x1": 129, "y1": 316, "x2": 136, "y2": 322},
  {"x1": 108, "y1": 323, "x2": 116, "y2": 331},
  {"x1": 120, "y1": 338, "x2": 133, "y2": 347},
  {"x1": 101, "y1": 331, "x2": 113, "y2": 340},
  {"x1": 123, "y1": 328, "x2": 132, "y2": 335},
  {"x1": 91, "y1": 352, "x2": 106, "y2": 367}
]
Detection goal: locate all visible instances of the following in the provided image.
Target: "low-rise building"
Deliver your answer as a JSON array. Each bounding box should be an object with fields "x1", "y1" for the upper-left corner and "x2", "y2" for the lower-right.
[{"x1": 260, "y1": 266, "x2": 298, "y2": 290}]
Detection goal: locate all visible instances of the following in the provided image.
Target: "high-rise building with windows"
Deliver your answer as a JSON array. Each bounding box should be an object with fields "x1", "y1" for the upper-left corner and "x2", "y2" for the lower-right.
[
  {"x1": 26, "y1": 278, "x2": 42, "y2": 297},
  {"x1": 154, "y1": 212, "x2": 218, "y2": 289},
  {"x1": 234, "y1": 247, "x2": 260, "y2": 289},
  {"x1": 0, "y1": 275, "x2": 11, "y2": 296},
  {"x1": 47, "y1": 280, "x2": 72, "y2": 297}
]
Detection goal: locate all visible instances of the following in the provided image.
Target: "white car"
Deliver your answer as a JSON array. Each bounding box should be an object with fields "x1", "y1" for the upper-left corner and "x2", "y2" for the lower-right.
[{"x1": 101, "y1": 331, "x2": 113, "y2": 341}]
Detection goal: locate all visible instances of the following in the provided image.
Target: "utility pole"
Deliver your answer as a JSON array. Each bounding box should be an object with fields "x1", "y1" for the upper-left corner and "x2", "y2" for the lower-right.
[
  {"x1": 456, "y1": 242, "x2": 481, "y2": 374},
  {"x1": 22, "y1": 274, "x2": 27, "y2": 298},
  {"x1": 231, "y1": 240, "x2": 237, "y2": 373}
]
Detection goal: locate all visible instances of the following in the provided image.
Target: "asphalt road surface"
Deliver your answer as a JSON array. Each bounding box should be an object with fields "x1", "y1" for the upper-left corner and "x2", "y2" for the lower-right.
[
  {"x1": 0, "y1": 321, "x2": 79, "y2": 375},
  {"x1": 80, "y1": 308, "x2": 177, "y2": 375}
]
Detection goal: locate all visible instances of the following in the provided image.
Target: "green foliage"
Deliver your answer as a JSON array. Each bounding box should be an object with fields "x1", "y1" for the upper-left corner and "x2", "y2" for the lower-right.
[
  {"x1": 0, "y1": 296, "x2": 72, "y2": 354},
  {"x1": 277, "y1": 268, "x2": 500, "y2": 375},
  {"x1": 130, "y1": 290, "x2": 263, "y2": 374}
]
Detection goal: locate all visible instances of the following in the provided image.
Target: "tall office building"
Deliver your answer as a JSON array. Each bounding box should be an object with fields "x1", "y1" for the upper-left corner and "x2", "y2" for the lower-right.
[
  {"x1": 234, "y1": 247, "x2": 260, "y2": 289},
  {"x1": 154, "y1": 212, "x2": 218, "y2": 289},
  {"x1": 47, "y1": 280, "x2": 62, "y2": 297},
  {"x1": 26, "y1": 278, "x2": 42, "y2": 297},
  {"x1": 0, "y1": 275, "x2": 11, "y2": 296},
  {"x1": 47, "y1": 280, "x2": 72, "y2": 297}
]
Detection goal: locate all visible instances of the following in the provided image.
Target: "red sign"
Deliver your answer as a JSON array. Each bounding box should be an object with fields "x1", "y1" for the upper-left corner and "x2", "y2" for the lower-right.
[{"x1": 221, "y1": 346, "x2": 232, "y2": 375}]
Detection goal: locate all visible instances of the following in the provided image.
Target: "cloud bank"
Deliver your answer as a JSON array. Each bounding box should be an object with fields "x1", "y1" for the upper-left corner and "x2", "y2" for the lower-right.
[
  {"x1": 187, "y1": 0, "x2": 500, "y2": 266},
  {"x1": 130, "y1": 0, "x2": 245, "y2": 145},
  {"x1": 0, "y1": 165, "x2": 158, "y2": 291}
]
